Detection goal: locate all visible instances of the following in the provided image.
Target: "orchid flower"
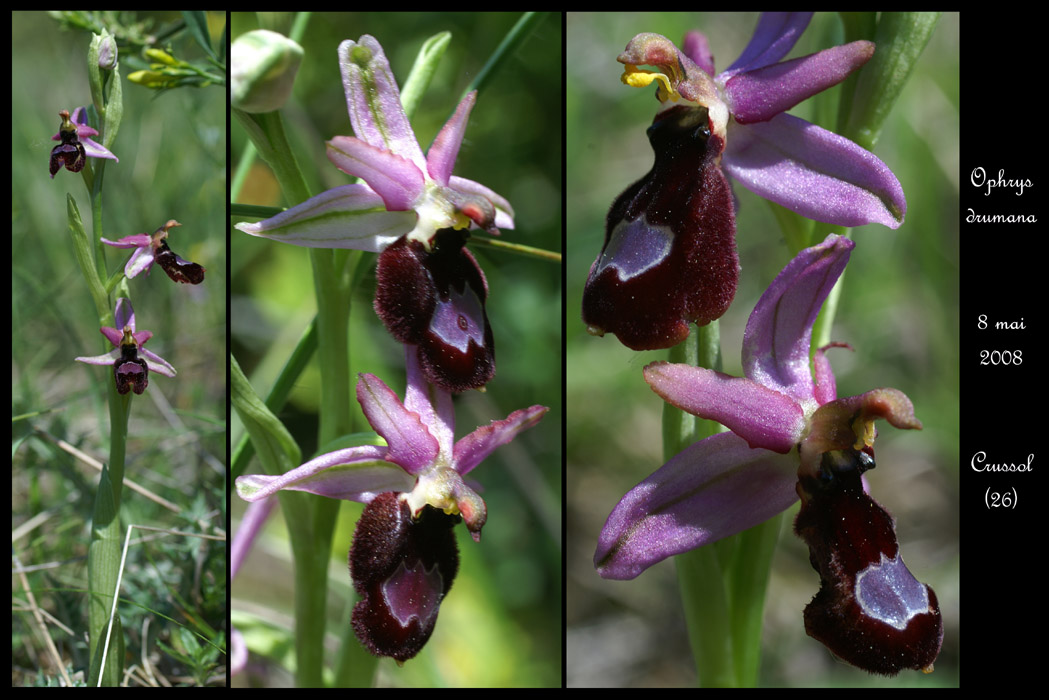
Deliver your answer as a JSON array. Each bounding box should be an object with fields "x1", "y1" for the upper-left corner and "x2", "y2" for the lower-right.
[
  {"x1": 235, "y1": 35, "x2": 514, "y2": 393},
  {"x1": 594, "y1": 234, "x2": 941, "y2": 675},
  {"x1": 583, "y1": 12, "x2": 907, "y2": 351},
  {"x1": 235, "y1": 346, "x2": 547, "y2": 662},
  {"x1": 101, "y1": 219, "x2": 206, "y2": 284},
  {"x1": 74, "y1": 298, "x2": 176, "y2": 395},
  {"x1": 50, "y1": 107, "x2": 119, "y2": 178}
]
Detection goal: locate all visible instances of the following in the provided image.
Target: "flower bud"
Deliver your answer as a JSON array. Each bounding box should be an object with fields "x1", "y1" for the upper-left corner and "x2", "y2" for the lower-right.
[
  {"x1": 95, "y1": 32, "x2": 117, "y2": 70},
  {"x1": 144, "y1": 48, "x2": 179, "y2": 67},
  {"x1": 127, "y1": 70, "x2": 172, "y2": 88},
  {"x1": 231, "y1": 29, "x2": 303, "y2": 113}
]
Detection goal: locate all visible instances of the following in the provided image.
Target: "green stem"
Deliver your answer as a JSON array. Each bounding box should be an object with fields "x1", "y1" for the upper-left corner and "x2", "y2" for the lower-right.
[
  {"x1": 87, "y1": 388, "x2": 130, "y2": 686},
  {"x1": 458, "y1": 12, "x2": 545, "y2": 104},
  {"x1": 468, "y1": 234, "x2": 562, "y2": 262},
  {"x1": 664, "y1": 324, "x2": 780, "y2": 687},
  {"x1": 234, "y1": 105, "x2": 352, "y2": 687}
]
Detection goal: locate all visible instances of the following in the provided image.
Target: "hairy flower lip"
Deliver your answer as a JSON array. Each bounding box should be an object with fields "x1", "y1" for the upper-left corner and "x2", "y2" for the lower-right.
[
  {"x1": 795, "y1": 457, "x2": 942, "y2": 675},
  {"x1": 582, "y1": 105, "x2": 738, "y2": 351}
]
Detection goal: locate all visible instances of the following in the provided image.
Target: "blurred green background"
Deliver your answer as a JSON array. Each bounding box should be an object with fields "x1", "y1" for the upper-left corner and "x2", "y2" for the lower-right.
[
  {"x1": 11, "y1": 11, "x2": 227, "y2": 686},
  {"x1": 567, "y1": 12, "x2": 959, "y2": 687},
  {"x1": 230, "y1": 12, "x2": 562, "y2": 687}
]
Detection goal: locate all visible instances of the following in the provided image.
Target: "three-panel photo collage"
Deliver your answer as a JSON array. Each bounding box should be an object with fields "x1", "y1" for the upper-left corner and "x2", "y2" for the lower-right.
[{"x1": 12, "y1": 11, "x2": 962, "y2": 688}]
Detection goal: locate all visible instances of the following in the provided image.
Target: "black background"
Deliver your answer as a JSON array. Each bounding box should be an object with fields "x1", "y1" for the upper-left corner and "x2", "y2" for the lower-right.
[{"x1": 959, "y1": 11, "x2": 1042, "y2": 681}]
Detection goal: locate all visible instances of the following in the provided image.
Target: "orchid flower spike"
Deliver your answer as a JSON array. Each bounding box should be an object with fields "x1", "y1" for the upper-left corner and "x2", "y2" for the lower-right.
[{"x1": 583, "y1": 13, "x2": 907, "y2": 351}]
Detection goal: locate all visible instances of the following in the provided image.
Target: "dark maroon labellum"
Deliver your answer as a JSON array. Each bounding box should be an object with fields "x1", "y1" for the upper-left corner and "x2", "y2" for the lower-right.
[
  {"x1": 50, "y1": 130, "x2": 86, "y2": 177},
  {"x1": 113, "y1": 343, "x2": 148, "y2": 395},
  {"x1": 582, "y1": 105, "x2": 738, "y2": 350},
  {"x1": 374, "y1": 229, "x2": 494, "y2": 393},
  {"x1": 794, "y1": 449, "x2": 943, "y2": 675},
  {"x1": 349, "y1": 492, "x2": 460, "y2": 663},
  {"x1": 155, "y1": 242, "x2": 206, "y2": 284}
]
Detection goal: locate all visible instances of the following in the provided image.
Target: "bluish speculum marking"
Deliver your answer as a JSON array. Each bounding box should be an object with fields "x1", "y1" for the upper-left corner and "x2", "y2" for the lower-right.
[
  {"x1": 430, "y1": 285, "x2": 485, "y2": 353},
  {"x1": 855, "y1": 552, "x2": 929, "y2": 630},
  {"x1": 382, "y1": 558, "x2": 443, "y2": 627},
  {"x1": 595, "y1": 216, "x2": 673, "y2": 282}
]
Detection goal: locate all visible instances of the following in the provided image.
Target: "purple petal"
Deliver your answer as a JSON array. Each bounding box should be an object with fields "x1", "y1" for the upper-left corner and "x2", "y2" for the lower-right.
[
  {"x1": 232, "y1": 496, "x2": 277, "y2": 580},
  {"x1": 724, "y1": 113, "x2": 906, "y2": 228},
  {"x1": 80, "y1": 137, "x2": 119, "y2": 162},
  {"x1": 338, "y1": 36, "x2": 427, "y2": 172},
  {"x1": 234, "y1": 184, "x2": 416, "y2": 252},
  {"x1": 812, "y1": 342, "x2": 850, "y2": 405},
  {"x1": 682, "y1": 30, "x2": 715, "y2": 76},
  {"x1": 594, "y1": 432, "x2": 798, "y2": 580},
  {"x1": 114, "y1": 298, "x2": 135, "y2": 331},
  {"x1": 357, "y1": 373, "x2": 440, "y2": 475},
  {"x1": 75, "y1": 351, "x2": 118, "y2": 366},
  {"x1": 742, "y1": 234, "x2": 853, "y2": 403},
  {"x1": 644, "y1": 362, "x2": 805, "y2": 452},
  {"x1": 125, "y1": 247, "x2": 155, "y2": 278},
  {"x1": 70, "y1": 107, "x2": 97, "y2": 133},
  {"x1": 725, "y1": 41, "x2": 874, "y2": 124},
  {"x1": 234, "y1": 446, "x2": 414, "y2": 502},
  {"x1": 427, "y1": 91, "x2": 475, "y2": 186},
  {"x1": 100, "y1": 234, "x2": 151, "y2": 248},
  {"x1": 327, "y1": 136, "x2": 425, "y2": 211},
  {"x1": 131, "y1": 330, "x2": 153, "y2": 346},
  {"x1": 231, "y1": 629, "x2": 247, "y2": 677},
  {"x1": 722, "y1": 12, "x2": 813, "y2": 78},
  {"x1": 402, "y1": 345, "x2": 456, "y2": 458},
  {"x1": 100, "y1": 326, "x2": 122, "y2": 347},
  {"x1": 139, "y1": 347, "x2": 177, "y2": 378},
  {"x1": 453, "y1": 405, "x2": 548, "y2": 476}
]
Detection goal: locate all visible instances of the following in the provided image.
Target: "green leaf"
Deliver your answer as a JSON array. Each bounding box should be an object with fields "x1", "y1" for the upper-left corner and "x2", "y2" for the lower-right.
[
  {"x1": 182, "y1": 11, "x2": 218, "y2": 62},
  {"x1": 231, "y1": 353, "x2": 301, "y2": 475},
  {"x1": 844, "y1": 12, "x2": 941, "y2": 149}
]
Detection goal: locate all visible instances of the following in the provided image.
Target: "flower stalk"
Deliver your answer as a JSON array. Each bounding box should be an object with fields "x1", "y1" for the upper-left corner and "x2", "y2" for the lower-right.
[
  {"x1": 57, "y1": 38, "x2": 131, "y2": 686},
  {"x1": 233, "y1": 103, "x2": 350, "y2": 688},
  {"x1": 87, "y1": 385, "x2": 130, "y2": 686}
]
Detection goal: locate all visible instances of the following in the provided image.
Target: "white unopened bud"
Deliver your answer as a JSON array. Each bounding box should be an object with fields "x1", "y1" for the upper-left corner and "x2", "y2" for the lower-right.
[
  {"x1": 96, "y1": 32, "x2": 118, "y2": 70},
  {"x1": 231, "y1": 29, "x2": 304, "y2": 113}
]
